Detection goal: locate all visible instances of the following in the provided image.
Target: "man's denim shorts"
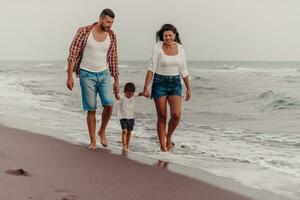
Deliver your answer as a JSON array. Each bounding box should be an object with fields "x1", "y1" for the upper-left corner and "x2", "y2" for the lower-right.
[
  {"x1": 79, "y1": 68, "x2": 114, "y2": 111},
  {"x1": 151, "y1": 73, "x2": 182, "y2": 99}
]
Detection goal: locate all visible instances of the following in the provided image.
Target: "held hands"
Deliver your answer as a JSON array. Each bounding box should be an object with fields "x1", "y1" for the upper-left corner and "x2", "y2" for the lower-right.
[
  {"x1": 143, "y1": 87, "x2": 151, "y2": 98},
  {"x1": 115, "y1": 93, "x2": 120, "y2": 100}
]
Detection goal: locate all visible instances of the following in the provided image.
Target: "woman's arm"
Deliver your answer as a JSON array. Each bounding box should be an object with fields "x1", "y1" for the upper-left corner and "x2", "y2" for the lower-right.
[
  {"x1": 179, "y1": 46, "x2": 189, "y2": 78},
  {"x1": 143, "y1": 70, "x2": 154, "y2": 98},
  {"x1": 183, "y1": 76, "x2": 192, "y2": 101},
  {"x1": 182, "y1": 76, "x2": 191, "y2": 101}
]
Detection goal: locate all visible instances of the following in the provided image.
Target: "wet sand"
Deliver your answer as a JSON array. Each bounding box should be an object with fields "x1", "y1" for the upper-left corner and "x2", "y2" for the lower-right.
[{"x1": 0, "y1": 125, "x2": 253, "y2": 200}]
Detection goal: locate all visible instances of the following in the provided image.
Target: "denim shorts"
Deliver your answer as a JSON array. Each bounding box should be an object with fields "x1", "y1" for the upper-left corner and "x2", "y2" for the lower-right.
[
  {"x1": 79, "y1": 68, "x2": 114, "y2": 111},
  {"x1": 120, "y1": 118, "x2": 135, "y2": 131},
  {"x1": 151, "y1": 73, "x2": 182, "y2": 99}
]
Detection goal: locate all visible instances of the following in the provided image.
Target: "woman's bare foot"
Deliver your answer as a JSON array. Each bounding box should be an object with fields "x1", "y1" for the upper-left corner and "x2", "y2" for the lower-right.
[
  {"x1": 88, "y1": 144, "x2": 97, "y2": 151},
  {"x1": 98, "y1": 131, "x2": 108, "y2": 147},
  {"x1": 122, "y1": 145, "x2": 128, "y2": 152},
  {"x1": 160, "y1": 146, "x2": 167, "y2": 152},
  {"x1": 166, "y1": 139, "x2": 174, "y2": 151}
]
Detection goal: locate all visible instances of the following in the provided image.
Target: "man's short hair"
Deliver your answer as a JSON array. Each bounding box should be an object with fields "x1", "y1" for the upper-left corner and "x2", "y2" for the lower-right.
[
  {"x1": 100, "y1": 8, "x2": 115, "y2": 19},
  {"x1": 124, "y1": 82, "x2": 136, "y2": 93}
]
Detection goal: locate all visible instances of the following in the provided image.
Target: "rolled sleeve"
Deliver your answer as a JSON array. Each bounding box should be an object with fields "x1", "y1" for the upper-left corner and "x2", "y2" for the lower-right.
[
  {"x1": 108, "y1": 32, "x2": 119, "y2": 77},
  {"x1": 148, "y1": 44, "x2": 159, "y2": 73},
  {"x1": 180, "y1": 47, "x2": 189, "y2": 78}
]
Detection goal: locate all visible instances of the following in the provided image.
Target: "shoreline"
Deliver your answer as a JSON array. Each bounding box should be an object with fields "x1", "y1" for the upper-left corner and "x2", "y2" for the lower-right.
[
  {"x1": 0, "y1": 124, "x2": 253, "y2": 200},
  {"x1": 0, "y1": 123, "x2": 286, "y2": 200}
]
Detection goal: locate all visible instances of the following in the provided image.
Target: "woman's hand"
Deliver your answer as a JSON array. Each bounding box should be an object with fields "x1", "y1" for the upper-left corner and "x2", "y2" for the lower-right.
[
  {"x1": 185, "y1": 89, "x2": 191, "y2": 101},
  {"x1": 143, "y1": 88, "x2": 151, "y2": 98},
  {"x1": 143, "y1": 71, "x2": 153, "y2": 98},
  {"x1": 182, "y1": 76, "x2": 191, "y2": 101}
]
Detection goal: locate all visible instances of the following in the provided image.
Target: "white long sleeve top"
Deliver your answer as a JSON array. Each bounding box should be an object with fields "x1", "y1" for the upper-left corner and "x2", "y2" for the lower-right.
[{"x1": 148, "y1": 41, "x2": 189, "y2": 78}]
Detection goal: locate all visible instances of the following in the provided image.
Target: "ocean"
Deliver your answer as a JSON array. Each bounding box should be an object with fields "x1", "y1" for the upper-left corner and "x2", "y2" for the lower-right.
[{"x1": 0, "y1": 61, "x2": 299, "y2": 199}]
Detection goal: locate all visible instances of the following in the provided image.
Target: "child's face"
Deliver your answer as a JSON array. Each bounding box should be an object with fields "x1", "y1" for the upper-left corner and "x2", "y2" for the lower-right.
[{"x1": 124, "y1": 91, "x2": 134, "y2": 98}]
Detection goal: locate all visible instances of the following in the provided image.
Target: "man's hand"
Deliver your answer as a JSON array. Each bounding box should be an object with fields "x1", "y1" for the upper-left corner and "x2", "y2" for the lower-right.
[
  {"x1": 66, "y1": 76, "x2": 74, "y2": 91},
  {"x1": 113, "y1": 76, "x2": 119, "y2": 94},
  {"x1": 115, "y1": 93, "x2": 120, "y2": 100}
]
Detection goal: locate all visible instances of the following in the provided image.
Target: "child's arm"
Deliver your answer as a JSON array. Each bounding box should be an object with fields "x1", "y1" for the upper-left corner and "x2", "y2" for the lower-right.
[{"x1": 138, "y1": 92, "x2": 143, "y2": 97}]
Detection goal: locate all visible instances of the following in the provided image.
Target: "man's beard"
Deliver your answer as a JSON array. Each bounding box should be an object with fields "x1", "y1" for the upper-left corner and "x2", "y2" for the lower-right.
[{"x1": 101, "y1": 24, "x2": 110, "y2": 32}]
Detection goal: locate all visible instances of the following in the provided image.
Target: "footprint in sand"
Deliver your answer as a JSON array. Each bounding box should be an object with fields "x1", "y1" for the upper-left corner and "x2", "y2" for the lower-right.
[
  {"x1": 5, "y1": 169, "x2": 31, "y2": 176},
  {"x1": 62, "y1": 197, "x2": 78, "y2": 200},
  {"x1": 55, "y1": 190, "x2": 78, "y2": 200}
]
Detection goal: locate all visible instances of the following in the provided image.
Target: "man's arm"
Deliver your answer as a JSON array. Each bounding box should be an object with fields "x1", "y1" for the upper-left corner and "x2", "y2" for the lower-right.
[
  {"x1": 66, "y1": 27, "x2": 85, "y2": 91},
  {"x1": 66, "y1": 61, "x2": 76, "y2": 91},
  {"x1": 115, "y1": 93, "x2": 121, "y2": 100},
  {"x1": 113, "y1": 75, "x2": 119, "y2": 94}
]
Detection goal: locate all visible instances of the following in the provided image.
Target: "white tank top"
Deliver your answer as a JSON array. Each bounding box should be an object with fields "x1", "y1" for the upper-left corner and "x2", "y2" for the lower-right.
[
  {"x1": 80, "y1": 32, "x2": 110, "y2": 72},
  {"x1": 157, "y1": 51, "x2": 181, "y2": 76}
]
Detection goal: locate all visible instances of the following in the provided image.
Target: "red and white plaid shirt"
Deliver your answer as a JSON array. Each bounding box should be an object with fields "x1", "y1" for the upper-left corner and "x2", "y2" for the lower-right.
[{"x1": 67, "y1": 22, "x2": 118, "y2": 77}]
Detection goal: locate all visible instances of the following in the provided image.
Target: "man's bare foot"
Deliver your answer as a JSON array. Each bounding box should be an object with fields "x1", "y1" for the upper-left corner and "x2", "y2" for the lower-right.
[{"x1": 98, "y1": 131, "x2": 108, "y2": 147}]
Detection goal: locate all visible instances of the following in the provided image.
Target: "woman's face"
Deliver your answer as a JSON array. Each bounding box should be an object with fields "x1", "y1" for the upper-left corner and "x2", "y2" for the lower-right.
[{"x1": 163, "y1": 30, "x2": 175, "y2": 45}]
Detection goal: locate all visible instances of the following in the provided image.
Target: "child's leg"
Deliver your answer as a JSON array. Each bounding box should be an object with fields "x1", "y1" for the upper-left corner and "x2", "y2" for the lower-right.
[
  {"x1": 126, "y1": 119, "x2": 134, "y2": 149},
  {"x1": 122, "y1": 129, "x2": 128, "y2": 150},
  {"x1": 126, "y1": 131, "x2": 131, "y2": 148}
]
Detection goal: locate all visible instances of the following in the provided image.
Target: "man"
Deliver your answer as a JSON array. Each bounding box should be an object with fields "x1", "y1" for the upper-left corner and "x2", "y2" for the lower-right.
[{"x1": 66, "y1": 8, "x2": 119, "y2": 150}]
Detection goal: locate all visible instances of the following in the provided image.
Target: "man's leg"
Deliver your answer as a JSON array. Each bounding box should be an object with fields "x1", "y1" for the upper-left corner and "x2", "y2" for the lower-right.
[
  {"x1": 87, "y1": 111, "x2": 97, "y2": 149},
  {"x1": 97, "y1": 70, "x2": 114, "y2": 147},
  {"x1": 98, "y1": 105, "x2": 113, "y2": 147},
  {"x1": 79, "y1": 69, "x2": 98, "y2": 150}
]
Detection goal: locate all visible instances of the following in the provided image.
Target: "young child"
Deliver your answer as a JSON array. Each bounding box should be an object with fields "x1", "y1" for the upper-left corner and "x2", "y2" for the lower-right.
[{"x1": 115, "y1": 82, "x2": 143, "y2": 152}]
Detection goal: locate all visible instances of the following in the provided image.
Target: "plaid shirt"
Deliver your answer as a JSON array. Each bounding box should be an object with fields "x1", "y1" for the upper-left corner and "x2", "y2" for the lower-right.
[{"x1": 67, "y1": 22, "x2": 118, "y2": 77}]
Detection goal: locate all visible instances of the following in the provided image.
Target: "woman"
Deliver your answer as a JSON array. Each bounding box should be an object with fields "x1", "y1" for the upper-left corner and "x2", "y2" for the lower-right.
[{"x1": 143, "y1": 24, "x2": 191, "y2": 152}]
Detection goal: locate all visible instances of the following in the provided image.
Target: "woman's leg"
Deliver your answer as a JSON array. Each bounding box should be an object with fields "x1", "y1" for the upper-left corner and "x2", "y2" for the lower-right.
[
  {"x1": 126, "y1": 131, "x2": 131, "y2": 148},
  {"x1": 154, "y1": 97, "x2": 168, "y2": 151},
  {"x1": 166, "y1": 96, "x2": 181, "y2": 151}
]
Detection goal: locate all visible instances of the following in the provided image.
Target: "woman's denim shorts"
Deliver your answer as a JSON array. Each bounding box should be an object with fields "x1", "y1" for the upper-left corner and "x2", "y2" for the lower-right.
[{"x1": 151, "y1": 73, "x2": 182, "y2": 99}]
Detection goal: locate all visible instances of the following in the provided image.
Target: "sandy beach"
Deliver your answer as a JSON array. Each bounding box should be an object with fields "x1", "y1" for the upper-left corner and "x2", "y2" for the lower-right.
[{"x1": 0, "y1": 125, "x2": 255, "y2": 200}]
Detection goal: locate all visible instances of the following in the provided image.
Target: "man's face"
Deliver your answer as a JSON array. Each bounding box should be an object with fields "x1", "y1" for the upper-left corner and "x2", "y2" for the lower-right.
[{"x1": 99, "y1": 15, "x2": 114, "y2": 32}]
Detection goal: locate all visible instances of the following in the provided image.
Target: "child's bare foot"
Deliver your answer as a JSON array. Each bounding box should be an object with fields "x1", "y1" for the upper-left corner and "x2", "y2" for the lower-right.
[{"x1": 98, "y1": 131, "x2": 108, "y2": 147}]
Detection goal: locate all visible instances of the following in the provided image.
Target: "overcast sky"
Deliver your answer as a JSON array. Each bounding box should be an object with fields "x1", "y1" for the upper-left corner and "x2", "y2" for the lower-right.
[{"x1": 0, "y1": 0, "x2": 299, "y2": 61}]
